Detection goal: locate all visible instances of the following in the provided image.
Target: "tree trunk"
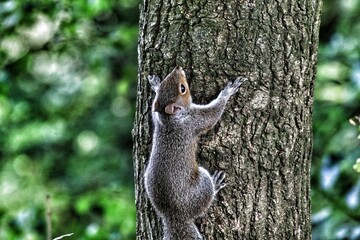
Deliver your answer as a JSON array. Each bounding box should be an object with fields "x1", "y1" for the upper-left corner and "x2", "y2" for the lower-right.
[{"x1": 133, "y1": 0, "x2": 321, "y2": 239}]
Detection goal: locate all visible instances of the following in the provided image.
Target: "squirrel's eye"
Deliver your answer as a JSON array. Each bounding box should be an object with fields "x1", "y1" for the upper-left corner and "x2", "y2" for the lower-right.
[{"x1": 179, "y1": 83, "x2": 186, "y2": 95}]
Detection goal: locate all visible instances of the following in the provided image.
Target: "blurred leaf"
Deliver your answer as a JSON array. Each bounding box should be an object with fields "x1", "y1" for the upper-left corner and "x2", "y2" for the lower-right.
[
  {"x1": 317, "y1": 61, "x2": 349, "y2": 82},
  {"x1": 354, "y1": 159, "x2": 360, "y2": 173}
]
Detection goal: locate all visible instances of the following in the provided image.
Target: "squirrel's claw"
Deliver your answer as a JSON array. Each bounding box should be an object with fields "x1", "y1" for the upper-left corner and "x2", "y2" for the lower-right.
[
  {"x1": 221, "y1": 76, "x2": 248, "y2": 97},
  {"x1": 213, "y1": 171, "x2": 226, "y2": 194},
  {"x1": 233, "y1": 76, "x2": 248, "y2": 87}
]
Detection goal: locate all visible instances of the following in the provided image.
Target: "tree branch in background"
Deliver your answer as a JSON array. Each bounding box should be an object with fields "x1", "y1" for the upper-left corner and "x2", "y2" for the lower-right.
[
  {"x1": 53, "y1": 233, "x2": 74, "y2": 240},
  {"x1": 46, "y1": 194, "x2": 52, "y2": 240},
  {"x1": 46, "y1": 194, "x2": 74, "y2": 240}
]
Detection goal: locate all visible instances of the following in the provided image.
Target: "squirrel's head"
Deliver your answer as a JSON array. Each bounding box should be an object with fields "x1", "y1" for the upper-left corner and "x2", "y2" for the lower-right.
[{"x1": 153, "y1": 66, "x2": 192, "y2": 115}]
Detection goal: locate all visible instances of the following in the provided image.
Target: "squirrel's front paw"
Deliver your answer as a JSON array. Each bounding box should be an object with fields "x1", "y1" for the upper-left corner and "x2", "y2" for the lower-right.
[
  {"x1": 148, "y1": 75, "x2": 161, "y2": 92},
  {"x1": 221, "y1": 76, "x2": 247, "y2": 97},
  {"x1": 212, "y1": 171, "x2": 226, "y2": 194}
]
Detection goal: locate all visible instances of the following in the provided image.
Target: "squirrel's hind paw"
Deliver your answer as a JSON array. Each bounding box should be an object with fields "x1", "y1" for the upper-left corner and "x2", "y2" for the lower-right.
[{"x1": 212, "y1": 171, "x2": 226, "y2": 194}]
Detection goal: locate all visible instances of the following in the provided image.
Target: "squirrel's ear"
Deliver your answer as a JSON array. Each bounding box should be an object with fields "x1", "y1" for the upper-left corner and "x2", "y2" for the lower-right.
[
  {"x1": 153, "y1": 100, "x2": 161, "y2": 112},
  {"x1": 148, "y1": 75, "x2": 161, "y2": 92}
]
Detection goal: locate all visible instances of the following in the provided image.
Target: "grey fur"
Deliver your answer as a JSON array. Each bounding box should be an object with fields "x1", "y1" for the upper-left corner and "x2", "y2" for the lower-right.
[{"x1": 145, "y1": 67, "x2": 247, "y2": 240}]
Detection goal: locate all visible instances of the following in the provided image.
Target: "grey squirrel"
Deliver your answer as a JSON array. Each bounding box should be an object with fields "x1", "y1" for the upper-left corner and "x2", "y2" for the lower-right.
[{"x1": 144, "y1": 66, "x2": 247, "y2": 240}]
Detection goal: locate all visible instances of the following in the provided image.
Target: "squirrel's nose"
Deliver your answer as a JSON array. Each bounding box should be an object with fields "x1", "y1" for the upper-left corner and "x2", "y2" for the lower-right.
[{"x1": 175, "y1": 66, "x2": 185, "y2": 77}]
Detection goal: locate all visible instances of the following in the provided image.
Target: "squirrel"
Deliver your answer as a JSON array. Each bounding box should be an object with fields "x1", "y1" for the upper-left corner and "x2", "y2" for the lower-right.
[{"x1": 144, "y1": 66, "x2": 247, "y2": 240}]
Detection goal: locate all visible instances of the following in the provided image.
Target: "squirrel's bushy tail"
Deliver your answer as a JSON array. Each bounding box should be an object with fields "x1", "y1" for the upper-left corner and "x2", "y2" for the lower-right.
[{"x1": 162, "y1": 218, "x2": 203, "y2": 240}]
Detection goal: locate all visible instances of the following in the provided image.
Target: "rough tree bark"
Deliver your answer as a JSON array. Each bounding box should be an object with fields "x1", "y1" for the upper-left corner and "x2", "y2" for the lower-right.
[{"x1": 133, "y1": 0, "x2": 321, "y2": 239}]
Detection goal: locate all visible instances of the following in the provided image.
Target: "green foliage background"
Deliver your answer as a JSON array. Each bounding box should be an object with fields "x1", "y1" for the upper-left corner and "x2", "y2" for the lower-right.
[
  {"x1": 0, "y1": 0, "x2": 138, "y2": 239},
  {"x1": 312, "y1": 0, "x2": 360, "y2": 239},
  {"x1": 0, "y1": 0, "x2": 359, "y2": 239}
]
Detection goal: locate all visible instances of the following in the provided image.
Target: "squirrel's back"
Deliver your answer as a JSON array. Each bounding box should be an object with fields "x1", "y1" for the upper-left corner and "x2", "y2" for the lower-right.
[{"x1": 145, "y1": 119, "x2": 201, "y2": 216}]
